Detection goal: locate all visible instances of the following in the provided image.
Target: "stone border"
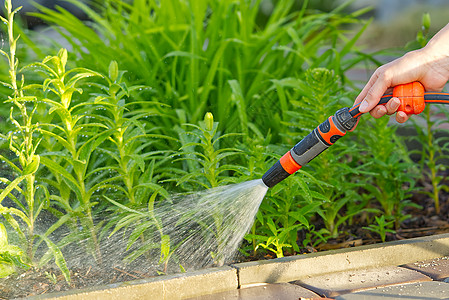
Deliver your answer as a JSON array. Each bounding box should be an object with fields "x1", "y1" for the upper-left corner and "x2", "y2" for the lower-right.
[
  {"x1": 235, "y1": 233, "x2": 449, "y2": 286},
  {"x1": 28, "y1": 266, "x2": 237, "y2": 300},
  {"x1": 28, "y1": 233, "x2": 449, "y2": 299}
]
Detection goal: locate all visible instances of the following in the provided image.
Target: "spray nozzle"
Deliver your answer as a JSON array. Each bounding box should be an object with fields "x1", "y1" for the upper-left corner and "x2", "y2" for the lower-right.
[{"x1": 262, "y1": 107, "x2": 355, "y2": 188}]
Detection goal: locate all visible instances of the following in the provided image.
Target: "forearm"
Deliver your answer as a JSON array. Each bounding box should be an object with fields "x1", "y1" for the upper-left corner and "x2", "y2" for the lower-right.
[
  {"x1": 356, "y1": 22, "x2": 449, "y2": 117},
  {"x1": 422, "y1": 23, "x2": 449, "y2": 83}
]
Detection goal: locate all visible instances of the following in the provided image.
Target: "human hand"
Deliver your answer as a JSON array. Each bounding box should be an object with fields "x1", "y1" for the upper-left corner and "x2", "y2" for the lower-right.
[{"x1": 354, "y1": 23, "x2": 449, "y2": 123}]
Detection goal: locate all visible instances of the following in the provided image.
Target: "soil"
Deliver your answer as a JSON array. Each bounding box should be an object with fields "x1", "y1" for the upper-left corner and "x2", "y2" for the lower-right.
[
  {"x1": 1, "y1": 175, "x2": 449, "y2": 299},
  {"x1": 0, "y1": 266, "x2": 156, "y2": 299}
]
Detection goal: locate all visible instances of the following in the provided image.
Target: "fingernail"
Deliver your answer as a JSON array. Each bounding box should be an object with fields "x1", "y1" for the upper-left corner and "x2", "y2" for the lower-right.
[
  {"x1": 359, "y1": 100, "x2": 368, "y2": 112},
  {"x1": 392, "y1": 97, "x2": 401, "y2": 108}
]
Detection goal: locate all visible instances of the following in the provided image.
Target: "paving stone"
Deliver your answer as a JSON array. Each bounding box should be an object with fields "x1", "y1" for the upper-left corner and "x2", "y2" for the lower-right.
[
  {"x1": 335, "y1": 281, "x2": 449, "y2": 299},
  {"x1": 186, "y1": 283, "x2": 320, "y2": 300},
  {"x1": 402, "y1": 256, "x2": 449, "y2": 280},
  {"x1": 291, "y1": 266, "x2": 431, "y2": 298}
]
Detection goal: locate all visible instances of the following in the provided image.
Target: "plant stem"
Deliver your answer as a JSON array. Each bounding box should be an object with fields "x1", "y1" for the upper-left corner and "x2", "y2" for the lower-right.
[
  {"x1": 6, "y1": 0, "x2": 38, "y2": 261},
  {"x1": 425, "y1": 107, "x2": 440, "y2": 214}
]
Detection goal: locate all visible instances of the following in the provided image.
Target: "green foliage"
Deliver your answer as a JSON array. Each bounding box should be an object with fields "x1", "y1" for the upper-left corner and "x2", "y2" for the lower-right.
[
  {"x1": 406, "y1": 13, "x2": 449, "y2": 215},
  {"x1": 0, "y1": 0, "x2": 70, "y2": 282},
  {"x1": 247, "y1": 173, "x2": 324, "y2": 257},
  {"x1": 363, "y1": 215, "x2": 395, "y2": 243},
  {"x1": 411, "y1": 105, "x2": 449, "y2": 215},
  {"x1": 359, "y1": 117, "x2": 420, "y2": 228},
  {"x1": 172, "y1": 112, "x2": 244, "y2": 190},
  {"x1": 29, "y1": 0, "x2": 373, "y2": 140},
  {"x1": 0, "y1": 223, "x2": 29, "y2": 278},
  {"x1": 0, "y1": 0, "x2": 442, "y2": 273}
]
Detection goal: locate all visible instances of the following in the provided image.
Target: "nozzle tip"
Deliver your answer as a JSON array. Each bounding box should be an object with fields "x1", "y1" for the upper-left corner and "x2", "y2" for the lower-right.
[{"x1": 261, "y1": 160, "x2": 291, "y2": 188}]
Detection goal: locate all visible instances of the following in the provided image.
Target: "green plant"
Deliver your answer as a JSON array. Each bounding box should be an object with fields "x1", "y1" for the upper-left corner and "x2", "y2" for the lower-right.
[
  {"x1": 172, "y1": 112, "x2": 244, "y2": 189},
  {"x1": 0, "y1": 223, "x2": 29, "y2": 278},
  {"x1": 363, "y1": 215, "x2": 395, "y2": 243},
  {"x1": 360, "y1": 116, "x2": 420, "y2": 228},
  {"x1": 411, "y1": 105, "x2": 449, "y2": 215},
  {"x1": 0, "y1": 0, "x2": 70, "y2": 282},
  {"x1": 32, "y1": 50, "x2": 174, "y2": 265},
  {"x1": 45, "y1": 271, "x2": 58, "y2": 284},
  {"x1": 406, "y1": 13, "x2": 449, "y2": 215},
  {"x1": 92, "y1": 60, "x2": 174, "y2": 206},
  {"x1": 26, "y1": 48, "x2": 113, "y2": 263},
  {"x1": 30, "y1": 0, "x2": 373, "y2": 140},
  {"x1": 170, "y1": 112, "x2": 247, "y2": 264},
  {"x1": 104, "y1": 190, "x2": 177, "y2": 274},
  {"x1": 247, "y1": 173, "x2": 324, "y2": 257}
]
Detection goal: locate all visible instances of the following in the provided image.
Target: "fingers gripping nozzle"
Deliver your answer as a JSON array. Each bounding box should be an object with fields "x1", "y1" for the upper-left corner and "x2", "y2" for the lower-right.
[{"x1": 262, "y1": 107, "x2": 357, "y2": 188}]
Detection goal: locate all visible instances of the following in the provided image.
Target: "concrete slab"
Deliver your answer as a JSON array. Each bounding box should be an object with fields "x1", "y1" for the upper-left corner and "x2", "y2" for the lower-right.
[
  {"x1": 335, "y1": 281, "x2": 449, "y2": 300},
  {"x1": 402, "y1": 256, "x2": 449, "y2": 280},
  {"x1": 234, "y1": 233, "x2": 449, "y2": 286},
  {"x1": 291, "y1": 266, "x2": 431, "y2": 298},
  {"x1": 26, "y1": 266, "x2": 238, "y2": 300},
  {"x1": 186, "y1": 283, "x2": 320, "y2": 300}
]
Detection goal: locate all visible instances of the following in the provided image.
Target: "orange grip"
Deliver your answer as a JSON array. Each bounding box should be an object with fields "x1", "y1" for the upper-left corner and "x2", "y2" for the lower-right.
[
  {"x1": 279, "y1": 151, "x2": 302, "y2": 175},
  {"x1": 393, "y1": 82, "x2": 425, "y2": 115},
  {"x1": 317, "y1": 116, "x2": 346, "y2": 145}
]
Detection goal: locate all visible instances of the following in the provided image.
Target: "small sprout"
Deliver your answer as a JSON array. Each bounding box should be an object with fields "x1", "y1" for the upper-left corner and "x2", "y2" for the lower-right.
[
  {"x1": 59, "y1": 49, "x2": 68, "y2": 72},
  {"x1": 205, "y1": 112, "x2": 214, "y2": 131},
  {"x1": 109, "y1": 60, "x2": 119, "y2": 82},
  {"x1": 422, "y1": 13, "x2": 431, "y2": 31},
  {"x1": 45, "y1": 271, "x2": 58, "y2": 284}
]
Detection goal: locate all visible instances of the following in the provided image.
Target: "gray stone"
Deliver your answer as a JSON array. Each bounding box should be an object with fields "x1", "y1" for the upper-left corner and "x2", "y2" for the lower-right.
[
  {"x1": 292, "y1": 266, "x2": 431, "y2": 297},
  {"x1": 402, "y1": 256, "x2": 449, "y2": 280},
  {"x1": 336, "y1": 281, "x2": 449, "y2": 299},
  {"x1": 187, "y1": 283, "x2": 320, "y2": 300}
]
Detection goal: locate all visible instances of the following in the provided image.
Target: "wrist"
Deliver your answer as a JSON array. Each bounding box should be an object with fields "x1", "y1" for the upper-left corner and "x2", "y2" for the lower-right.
[
  {"x1": 421, "y1": 43, "x2": 449, "y2": 83},
  {"x1": 422, "y1": 24, "x2": 449, "y2": 65}
]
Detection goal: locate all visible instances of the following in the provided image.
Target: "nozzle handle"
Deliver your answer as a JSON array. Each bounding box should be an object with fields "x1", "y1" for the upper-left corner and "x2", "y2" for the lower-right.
[
  {"x1": 262, "y1": 107, "x2": 356, "y2": 188},
  {"x1": 350, "y1": 82, "x2": 425, "y2": 118}
]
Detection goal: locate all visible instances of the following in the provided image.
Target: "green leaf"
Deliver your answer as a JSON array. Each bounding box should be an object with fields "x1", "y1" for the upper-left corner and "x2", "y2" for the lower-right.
[
  {"x1": 38, "y1": 235, "x2": 71, "y2": 283},
  {"x1": 22, "y1": 155, "x2": 40, "y2": 175},
  {"x1": 0, "y1": 223, "x2": 9, "y2": 247},
  {"x1": 159, "y1": 234, "x2": 170, "y2": 264},
  {"x1": 108, "y1": 60, "x2": 119, "y2": 82},
  {"x1": 0, "y1": 175, "x2": 26, "y2": 205},
  {"x1": 59, "y1": 48, "x2": 68, "y2": 71},
  {"x1": 0, "y1": 262, "x2": 15, "y2": 278}
]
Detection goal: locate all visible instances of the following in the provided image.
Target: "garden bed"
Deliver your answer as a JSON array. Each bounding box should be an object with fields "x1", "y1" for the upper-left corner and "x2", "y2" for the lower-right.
[{"x1": 2, "y1": 181, "x2": 448, "y2": 299}]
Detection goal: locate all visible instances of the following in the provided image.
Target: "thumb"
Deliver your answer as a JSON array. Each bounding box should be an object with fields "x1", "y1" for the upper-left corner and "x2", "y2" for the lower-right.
[{"x1": 359, "y1": 79, "x2": 390, "y2": 113}]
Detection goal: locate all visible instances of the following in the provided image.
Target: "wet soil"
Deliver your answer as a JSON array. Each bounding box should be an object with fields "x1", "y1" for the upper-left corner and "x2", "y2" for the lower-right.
[{"x1": 0, "y1": 266, "x2": 156, "y2": 299}]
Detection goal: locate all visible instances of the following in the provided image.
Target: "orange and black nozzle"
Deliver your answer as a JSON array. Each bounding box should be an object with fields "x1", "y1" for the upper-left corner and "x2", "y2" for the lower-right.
[
  {"x1": 262, "y1": 106, "x2": 357, "y2": 188},
  {"x1": 262, "y1": 82, "x2": 449, "y2": 188}
]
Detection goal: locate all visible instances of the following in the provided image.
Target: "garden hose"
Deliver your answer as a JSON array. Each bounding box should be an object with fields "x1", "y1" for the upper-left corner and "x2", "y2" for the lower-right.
[{"x1": 262, "y1": 82, "x2": 449, "y2": 188}]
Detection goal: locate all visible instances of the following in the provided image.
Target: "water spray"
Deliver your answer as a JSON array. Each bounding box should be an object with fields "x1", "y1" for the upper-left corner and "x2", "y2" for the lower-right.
[{"x1": 262, "y1": 82, "x2": 449, "y2": 188}]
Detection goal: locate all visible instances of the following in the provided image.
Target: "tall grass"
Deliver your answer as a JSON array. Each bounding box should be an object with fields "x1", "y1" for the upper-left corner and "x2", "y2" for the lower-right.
[{"x1": 30, "y1": 0, "x2": 374, "y2": 139}]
